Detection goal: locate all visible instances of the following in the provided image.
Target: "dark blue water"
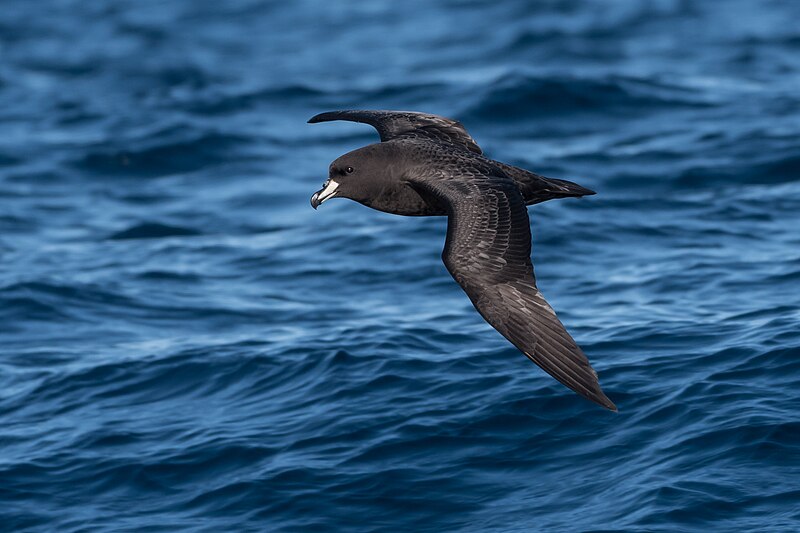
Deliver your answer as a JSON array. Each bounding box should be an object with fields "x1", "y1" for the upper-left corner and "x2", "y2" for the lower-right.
[{"x1": 2, "y1": 1, "x2": 800, "y2": 531}]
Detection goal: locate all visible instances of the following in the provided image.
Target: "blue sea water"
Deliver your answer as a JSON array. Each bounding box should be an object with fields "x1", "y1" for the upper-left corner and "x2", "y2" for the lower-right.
[{"x1": 1, "y1": 0, "x2": 800, "y2": 530}]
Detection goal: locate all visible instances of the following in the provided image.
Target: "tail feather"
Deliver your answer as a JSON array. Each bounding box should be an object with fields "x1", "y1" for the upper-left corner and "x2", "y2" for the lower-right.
[
  {"x1": 493, "y1": 161, "x2": 596, "y2": 206},
  {"x1": 539, "y1": 177, "x2": 596, "y2": 201}
]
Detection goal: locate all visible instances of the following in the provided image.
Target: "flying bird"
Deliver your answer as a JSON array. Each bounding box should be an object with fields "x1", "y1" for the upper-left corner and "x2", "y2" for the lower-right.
[{"x1": 309, "y1": 110, "x2": 616, "y2": 411}]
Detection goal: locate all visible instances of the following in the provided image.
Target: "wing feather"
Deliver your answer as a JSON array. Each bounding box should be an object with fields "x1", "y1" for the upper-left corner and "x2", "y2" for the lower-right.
[
  {"x1": 308, "y1": 110, "x2": 483, "y2": 154},
  {"x1": 409, "y1": 165, "x2": 616, "y2": 411}
]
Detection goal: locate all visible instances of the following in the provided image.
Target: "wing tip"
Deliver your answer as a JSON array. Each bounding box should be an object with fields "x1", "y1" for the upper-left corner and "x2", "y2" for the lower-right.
[
  {"x1": 307, "y1": 112, "x2": 331, "y2": 124},
  {"x1": 598, "y1": 395, "x2": 619, "y2": 412},
  {"x1": 309, "y1": 110, "x2": 358, "y2": 124},
  {"x1": 587, "y1": 388, "x2": 617, "y2": 412},
  {"x1": 309, "y1": 110, "x2": 377, "y2": 124}
]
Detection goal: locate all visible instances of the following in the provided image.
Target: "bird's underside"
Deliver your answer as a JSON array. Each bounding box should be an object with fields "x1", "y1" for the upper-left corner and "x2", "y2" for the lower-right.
[{"x1": 309, "y1": 110, "x2": 616, "y2": 411}]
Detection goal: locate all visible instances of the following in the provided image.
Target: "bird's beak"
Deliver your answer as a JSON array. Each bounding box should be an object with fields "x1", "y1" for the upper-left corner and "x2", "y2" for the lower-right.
[{"x1": 310, "y1": 179, "x2": 339, "y2": 210}]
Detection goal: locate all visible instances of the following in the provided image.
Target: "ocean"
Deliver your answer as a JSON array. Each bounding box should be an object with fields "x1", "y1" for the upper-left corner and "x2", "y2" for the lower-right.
[{"x1": 1, "y1": 0, "x2": 799, "y2": 531}]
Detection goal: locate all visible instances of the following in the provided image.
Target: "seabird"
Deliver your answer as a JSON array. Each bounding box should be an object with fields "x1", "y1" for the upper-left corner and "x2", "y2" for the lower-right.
[{"x1": 309, "y1": 110, "x2": 616, "y2": 411}]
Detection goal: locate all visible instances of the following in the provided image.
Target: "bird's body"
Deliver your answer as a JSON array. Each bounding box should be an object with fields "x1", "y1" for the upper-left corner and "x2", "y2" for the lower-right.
[{"x1": 309, "y1": 110, "x2": 616, "y2": 411}]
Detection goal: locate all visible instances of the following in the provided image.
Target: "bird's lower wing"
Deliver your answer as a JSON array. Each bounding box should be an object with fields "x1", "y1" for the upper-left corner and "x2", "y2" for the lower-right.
[
  {"x1": 407, "y1": 166, "x2": 616, "y2": 411},
  {"x1": 473, "y1": 279, "x2": 616, "y2": 411}
]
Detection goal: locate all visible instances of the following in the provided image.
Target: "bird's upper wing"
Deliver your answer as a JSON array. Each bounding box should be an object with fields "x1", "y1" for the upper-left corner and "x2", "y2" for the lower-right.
[
  {"x1": 308, "y1": 110, "x2": 483, "y2": 155},
  {"x1": 407, "y1": 163, "x2": 616, "y2": 410}
]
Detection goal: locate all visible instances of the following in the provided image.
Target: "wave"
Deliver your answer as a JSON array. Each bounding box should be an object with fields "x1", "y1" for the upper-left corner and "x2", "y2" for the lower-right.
[
  {"x1": 3, "y1": 0, "x2": 800, "y2": 530},
  {"x1": 108, "y1": 222, "x2": 202, "y2": 240},
  {"x1": 74, "y1": 131, "x2": 254, "y2": 178},
  {"x1": 465, "y1": 73, "x2": 717, "y2": 121}
]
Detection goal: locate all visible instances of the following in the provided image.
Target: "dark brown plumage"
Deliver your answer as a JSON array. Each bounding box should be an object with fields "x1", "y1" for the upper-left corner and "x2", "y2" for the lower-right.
[{"x1": 309, "y1": 110, "x2": 615, "y2": 411}]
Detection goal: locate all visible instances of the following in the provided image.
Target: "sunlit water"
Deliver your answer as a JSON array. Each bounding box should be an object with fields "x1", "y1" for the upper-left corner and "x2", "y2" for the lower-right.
[{"x1": 1, "y1": 1, "x2": 799, "y2": 531}]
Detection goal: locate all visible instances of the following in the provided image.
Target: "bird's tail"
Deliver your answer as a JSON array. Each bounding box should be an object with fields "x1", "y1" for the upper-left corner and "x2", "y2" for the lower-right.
[
  {"x1": 493, "y1": 161, "x2": 596, "y2": 206},
  {"x1": 536, "y1": 177, "x2": 596, "y2": 203}
]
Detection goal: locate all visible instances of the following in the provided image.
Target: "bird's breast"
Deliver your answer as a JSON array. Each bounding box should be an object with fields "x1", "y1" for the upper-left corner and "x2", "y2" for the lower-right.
[{"x1": 364, "y1": 182, "x2": 446, "y2": 217}]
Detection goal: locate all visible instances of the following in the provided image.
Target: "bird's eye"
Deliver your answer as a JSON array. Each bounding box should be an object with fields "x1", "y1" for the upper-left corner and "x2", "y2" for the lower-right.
[{"x1": 346, "y1": 166, "x2": 354, "y2": 174}]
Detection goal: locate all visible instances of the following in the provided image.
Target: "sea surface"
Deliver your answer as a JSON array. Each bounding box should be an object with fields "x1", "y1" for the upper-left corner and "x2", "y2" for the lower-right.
[{"x1": 1, "y1": 1, "x2": 799, "y2": 531}]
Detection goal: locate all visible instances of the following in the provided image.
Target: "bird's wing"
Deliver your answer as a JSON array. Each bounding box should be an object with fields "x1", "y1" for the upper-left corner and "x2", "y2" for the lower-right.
[
  {"x1": 308, "y1": 110, "x2": 483, "y2": 155},
  {"x1": 407, "y1": 165, "x2": 616, "y2": 410}
]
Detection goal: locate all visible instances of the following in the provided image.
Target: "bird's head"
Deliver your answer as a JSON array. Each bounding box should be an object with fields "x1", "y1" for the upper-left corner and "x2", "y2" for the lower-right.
[{"x1": 311, "y1": 144, "x2": 398, "y2": 209}]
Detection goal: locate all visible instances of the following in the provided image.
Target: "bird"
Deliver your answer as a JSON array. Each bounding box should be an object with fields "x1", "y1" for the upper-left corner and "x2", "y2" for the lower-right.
[{"x1": 308, "y1": 110, "x2": 616, "y2": 411}]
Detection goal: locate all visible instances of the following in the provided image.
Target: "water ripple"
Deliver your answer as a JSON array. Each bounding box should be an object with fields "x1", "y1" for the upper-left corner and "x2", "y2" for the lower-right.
[{"x1": 2, "y1": 0, "x2": 800, "y2": 531}]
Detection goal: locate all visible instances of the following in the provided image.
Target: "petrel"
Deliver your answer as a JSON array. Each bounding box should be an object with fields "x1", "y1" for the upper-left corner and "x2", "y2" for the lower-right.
[{"x1": 309, "y1": 110, "x2": 616, "y2": 411}]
